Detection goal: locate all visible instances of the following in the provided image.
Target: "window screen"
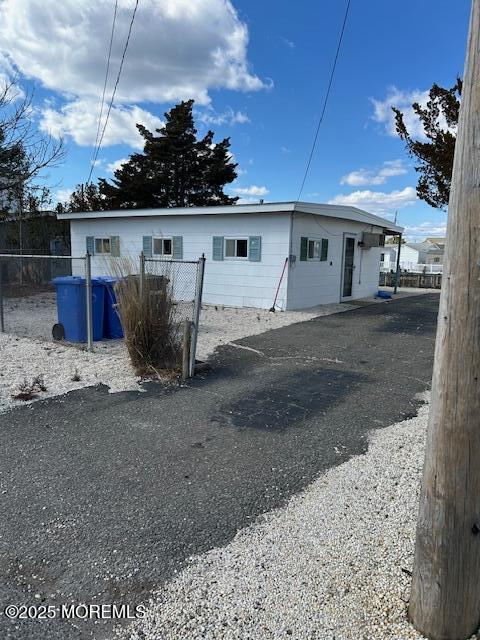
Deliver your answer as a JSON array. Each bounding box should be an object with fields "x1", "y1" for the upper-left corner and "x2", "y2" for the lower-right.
[
  {"x1": 225, "y1": 238, "x2": 248, "y2": 258},
  {"x1": 153, "y1": 238, "x2": 172, "y2": 255},
  {"x1": 95, "y1": 238, "x2": 111, "y2": 254}
]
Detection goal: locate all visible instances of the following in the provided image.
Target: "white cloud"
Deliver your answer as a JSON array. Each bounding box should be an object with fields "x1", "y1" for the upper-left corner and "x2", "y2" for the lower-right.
[
  {"x1": 231, "y1": 185, "x2": 269, "y2": 197},
  {"x1": 328, "y1": 186, "x2": 417, "y2": 216},
  {"x1": 280, "y1": 37, "x2": 295, "y2": 49},
  {"x1": 40, "y1": 99, "x2": 163, "y2": 148},
  {"x1": 198, "y1": 107, "x2": 250, "y2": 126},
  {"x1": 371, "y1": 87, "x2": 430, "y2": 138},
  {"x1": 0, "y1": 0, "x2": 269, "y2": 108},
  {"x1": 106, "y1": 157, "x2": 129, "y2": 174},
  {"x1": 54, "y1": 188, "x2": 73, "y2": 204},
  {"x1": 340, "y1": 159, "x2": 408, "y2": 186},
  {"x1": 403, "y1": 221, "x2": 447, "y2": 241}
]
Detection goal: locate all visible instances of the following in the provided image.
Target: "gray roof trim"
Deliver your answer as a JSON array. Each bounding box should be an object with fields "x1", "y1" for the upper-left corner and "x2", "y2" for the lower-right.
[{"x1": 57, "y1": 200, "x2": 404, "y2": 234}]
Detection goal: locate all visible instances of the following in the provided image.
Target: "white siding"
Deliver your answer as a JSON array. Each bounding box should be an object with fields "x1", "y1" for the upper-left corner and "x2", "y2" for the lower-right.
[
  {"x1": 287, "y1": 212, "x2": 383, "y2": 309},
  {"x1": 70, "y1": 213, "x2": 291, "y2": 310}
]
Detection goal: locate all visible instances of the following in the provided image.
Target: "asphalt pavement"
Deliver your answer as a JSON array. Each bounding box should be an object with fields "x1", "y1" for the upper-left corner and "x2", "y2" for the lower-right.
[{"x1": 0, "y1": 293, "x2": 439, "y2": 639}]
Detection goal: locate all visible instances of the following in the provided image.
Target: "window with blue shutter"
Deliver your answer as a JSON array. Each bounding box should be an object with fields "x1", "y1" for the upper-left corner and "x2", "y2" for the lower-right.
[
  {"x1": 143, "y1": 236, "x2": 153, "y2": 257},
  {"x1": 86, "y1": 236, "x2": 95, "y2": 255},
  {"x1": 212, "y1": 236, "x2": 224, "y2": 260},
  {"x1": 172, "y1": 236, "x2": 183, "y2": 259},
  {"x1": 248, "y1": 236, "x2": 261, "y2": 262}
]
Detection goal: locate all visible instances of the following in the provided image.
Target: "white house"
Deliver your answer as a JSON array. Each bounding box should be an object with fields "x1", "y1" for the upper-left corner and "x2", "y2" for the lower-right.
[
  {"x1": 58, "y1": 202, "x2": 403, "y2": 310},
  {"x1": 383, "y1": 240, "x2": 444, "y2": 273}
]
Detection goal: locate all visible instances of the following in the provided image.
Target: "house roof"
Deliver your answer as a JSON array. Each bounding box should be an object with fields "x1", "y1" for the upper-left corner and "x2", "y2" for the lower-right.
[
  {"x1": 405, "y1": 241, "x2": 443, "y2": 254},
  {"x1": 57, "y1": 201, "x2": 404, "y2": 234}
]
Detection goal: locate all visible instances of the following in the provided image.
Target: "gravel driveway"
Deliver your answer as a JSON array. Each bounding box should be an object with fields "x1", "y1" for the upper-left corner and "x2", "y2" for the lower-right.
[{"x1": 0, "y1": 294, "x2": 439, "y2": 639}]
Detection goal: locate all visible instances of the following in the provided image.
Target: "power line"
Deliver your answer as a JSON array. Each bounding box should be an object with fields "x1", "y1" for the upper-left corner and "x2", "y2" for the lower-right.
[
  {"x1": 87, "y1": 0, "x2": 140, "y2": 184},
  {"x1": 88, "y1": 0, "x2": 119, "y2": 183},
  {"x1": 296, "y1": 0, "x2": 351, "y2": 202}
]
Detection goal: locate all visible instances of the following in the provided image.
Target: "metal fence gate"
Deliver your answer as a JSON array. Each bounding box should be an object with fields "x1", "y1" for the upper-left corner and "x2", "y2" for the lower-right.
[
  {"x1": 0, "y1": 252, "x2": 205, "y2": 377},
  {"x1": 140, "y1": 253, "x2": 205, "y2": 376}
]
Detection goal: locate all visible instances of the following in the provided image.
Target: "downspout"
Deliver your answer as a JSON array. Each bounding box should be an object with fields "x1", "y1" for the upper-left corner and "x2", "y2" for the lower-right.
[{"x1": 285, "y1": 209, "x2": 294, "y2": 310}]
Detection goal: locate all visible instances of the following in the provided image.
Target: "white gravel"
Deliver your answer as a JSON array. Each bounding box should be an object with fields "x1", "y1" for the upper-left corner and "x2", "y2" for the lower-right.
[
  {"x1": 113, "y1": 397, "x2": 440, "y2": 640},
  {"x1": 0, "y1": 290, "x2": 436, "y2": 415},
  {"x1": 0, "y1": 296, "x2": 361, "y2": 414}
]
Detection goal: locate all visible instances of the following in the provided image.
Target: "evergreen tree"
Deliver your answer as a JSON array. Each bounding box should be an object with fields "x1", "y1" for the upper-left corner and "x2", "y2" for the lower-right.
[
  {"x1": 64, "y1": 182, "x2": 105, "y2": 212},
  {"x1": 99, "y1": 100, "x2": 238, "y2": 209},
  {"x1": 393, "y1": 79, "x2": 461, "y2": 210}
]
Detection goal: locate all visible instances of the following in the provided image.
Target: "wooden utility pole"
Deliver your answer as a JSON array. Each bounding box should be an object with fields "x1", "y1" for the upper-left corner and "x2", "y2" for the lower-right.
[{"x1": 409, "y1": 1, "x2": 480, "y2": 638}]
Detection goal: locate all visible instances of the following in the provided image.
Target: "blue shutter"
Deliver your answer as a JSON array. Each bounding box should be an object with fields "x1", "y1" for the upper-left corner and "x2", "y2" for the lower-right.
[
  {"x1": 110, "y1": 236, "x2": 120, "y2": 257},
  {"x1": 172, "y1": 236, "x2": 183, "y2": 259},
  {"x1": 143, "y1": 236, "x2": 152, "y2": 257},
  {"x1": 300, "y1": 237, "x2": 308, "y2": 261},
  {"x1": 212, "y1": 236, "x2": 224, "y2": 261},
  {"x1": 320, "y1": 238, "x2": 329, "y2": 261},
  {"x1": 248, "y1": 236, "x2": 262, "y2": 262},
  {"x1": 86, "y1": 236, "x2": 95, "y2": 255}
]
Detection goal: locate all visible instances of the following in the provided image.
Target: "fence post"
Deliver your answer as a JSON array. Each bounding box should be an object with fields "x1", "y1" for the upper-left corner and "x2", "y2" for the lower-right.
[
  {"x1": 139, "y1": 251, "x2": 145, "y2": 299},
  {"x1": 85, "y1": 252, "x2": 94, "y2": 352},
  {"x1": 189, "y1": 254, "x2": 206, "y2": 377},
  {"x1": 182, "y1": 319, "x2": 192, "y2": 381},
  {"x1": 393, "y1": 234, "x2": 402, "y2": 294},
  {"x1": 0, "y1": 258, "x2": 4, "y2": 333}
]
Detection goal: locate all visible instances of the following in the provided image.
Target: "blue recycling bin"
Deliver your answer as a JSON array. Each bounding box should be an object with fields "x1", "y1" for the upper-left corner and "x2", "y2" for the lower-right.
[
  {"x1": 97, "y1": 276, "x2": 124, "y2": 339},
  {"x1": 52, "y1": 276, "x2": 105, "y2": 342}
]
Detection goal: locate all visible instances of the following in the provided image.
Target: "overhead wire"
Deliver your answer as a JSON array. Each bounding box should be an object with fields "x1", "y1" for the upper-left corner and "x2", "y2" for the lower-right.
[
  {"x1": 296, "y1": 0, "x2": 352, "y2": 202},
  {"x1": 88, "y1": 0, "x2": 119, "y2": 184},
  {"x1": 87, "y1": 0, "x2": 140, "y2": 184}
]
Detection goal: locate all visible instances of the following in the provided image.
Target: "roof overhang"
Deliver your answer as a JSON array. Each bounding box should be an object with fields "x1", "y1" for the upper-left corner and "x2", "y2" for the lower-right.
[{"x1": 57, "y1": 201, "x2": 404, "y2": 235}]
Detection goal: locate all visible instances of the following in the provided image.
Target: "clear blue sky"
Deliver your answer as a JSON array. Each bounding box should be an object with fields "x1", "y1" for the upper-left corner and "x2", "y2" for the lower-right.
[{"x1": 0, "y1": 0, "x2": 471, "y2": 239}]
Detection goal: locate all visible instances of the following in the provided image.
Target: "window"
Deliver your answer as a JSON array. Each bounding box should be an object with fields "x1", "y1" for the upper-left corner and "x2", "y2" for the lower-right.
[
  {"x1": 380, "y1": 253, "x2": 385, "y2": 262},
  {"x1": 307, "y1": 239, "x2": 321, "y2": 260},
  {"x1": 225, "y1": 238, "x2": 248, "y2": 259},
  {"x1": 433, "y1": 257, "x2": 440, "y2": 263},
  {"x1": 95, "y1": 237, "x2": 111, "y2": 255},
  {"x1": 153, "y1": 237, "x2": 172, "y2": 256}
]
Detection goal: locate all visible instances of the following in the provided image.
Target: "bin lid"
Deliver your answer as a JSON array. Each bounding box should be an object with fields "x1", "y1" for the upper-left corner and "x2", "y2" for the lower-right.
[
  {"x1": 96, "y1": 276, "x2": 120, "y2": 284},
  {"x1": 51, "y1": 276, "x2": 103, "y2": 286}
]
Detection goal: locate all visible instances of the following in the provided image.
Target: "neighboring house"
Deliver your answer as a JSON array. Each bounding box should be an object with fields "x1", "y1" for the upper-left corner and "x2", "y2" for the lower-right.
[
  {"x1": 380, "y1": 246, "x2": 398, "y2": 271},
  {"x1": 58, "y1": 201, "x2": 402, "y2": 310},
  {"x1": 384, "y1": 239, "x2": 445, "y2": 273}
]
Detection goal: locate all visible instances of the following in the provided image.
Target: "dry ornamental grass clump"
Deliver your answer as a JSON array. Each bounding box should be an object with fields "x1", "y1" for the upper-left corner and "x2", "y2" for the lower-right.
[{"x1": 111, "y1": 259, "x2": 182, "y2": 377}]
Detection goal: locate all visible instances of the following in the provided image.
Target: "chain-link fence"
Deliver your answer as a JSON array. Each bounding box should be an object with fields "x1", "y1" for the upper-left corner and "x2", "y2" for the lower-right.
[
  {"x1": 0, "y1": 252, "x2": 205, "y2": 376},
  {"x1": 0, "y1": 254, "x2": 87, "y2": 341},
  {"x1": 142, "y1": 255, "x2": 205, "y2": 375}
]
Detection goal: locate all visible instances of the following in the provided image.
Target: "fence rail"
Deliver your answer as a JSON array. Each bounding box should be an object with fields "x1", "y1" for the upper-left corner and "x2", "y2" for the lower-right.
[{"x1": 380, "y1": 262, "x2": 443, "y2": 274}]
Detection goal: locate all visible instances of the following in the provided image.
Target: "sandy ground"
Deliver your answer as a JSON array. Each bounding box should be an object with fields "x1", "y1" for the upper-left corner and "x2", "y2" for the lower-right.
[
  {"x1": 112, "y1": 396, "x2": 459, "y2": 640},
  {"x1": 0, "y1": 289, "x2": 438, "y2": 414}
]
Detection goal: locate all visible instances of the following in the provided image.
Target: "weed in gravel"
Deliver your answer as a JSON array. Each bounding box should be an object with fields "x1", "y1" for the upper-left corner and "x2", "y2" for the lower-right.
[
  {"x1": 71, "y1": 369, "x2": 81, "y2": 382},
  {"x1": 12, "y1": 375, "x2": 47, "y2": 401},
  {"x1": 32, "y1": 375, "x2": 47, "y2": 392}
]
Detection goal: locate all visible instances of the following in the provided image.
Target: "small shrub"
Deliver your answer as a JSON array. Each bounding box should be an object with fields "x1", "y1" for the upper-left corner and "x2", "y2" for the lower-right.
[
  {"x1": 12, "y1": 375, "x2": 47, "y2": 401},
  {"x1": 111, "y1": 260, "x2": 182, "y2": 376},
  {"x1": 32, "y1": 375, "x2": 47, "y2": 392}
]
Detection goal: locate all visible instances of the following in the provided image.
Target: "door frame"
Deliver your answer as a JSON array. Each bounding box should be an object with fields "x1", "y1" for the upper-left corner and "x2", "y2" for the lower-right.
[{"x1": 340, "y1": 233, "x2": 357, "y2": 301}]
